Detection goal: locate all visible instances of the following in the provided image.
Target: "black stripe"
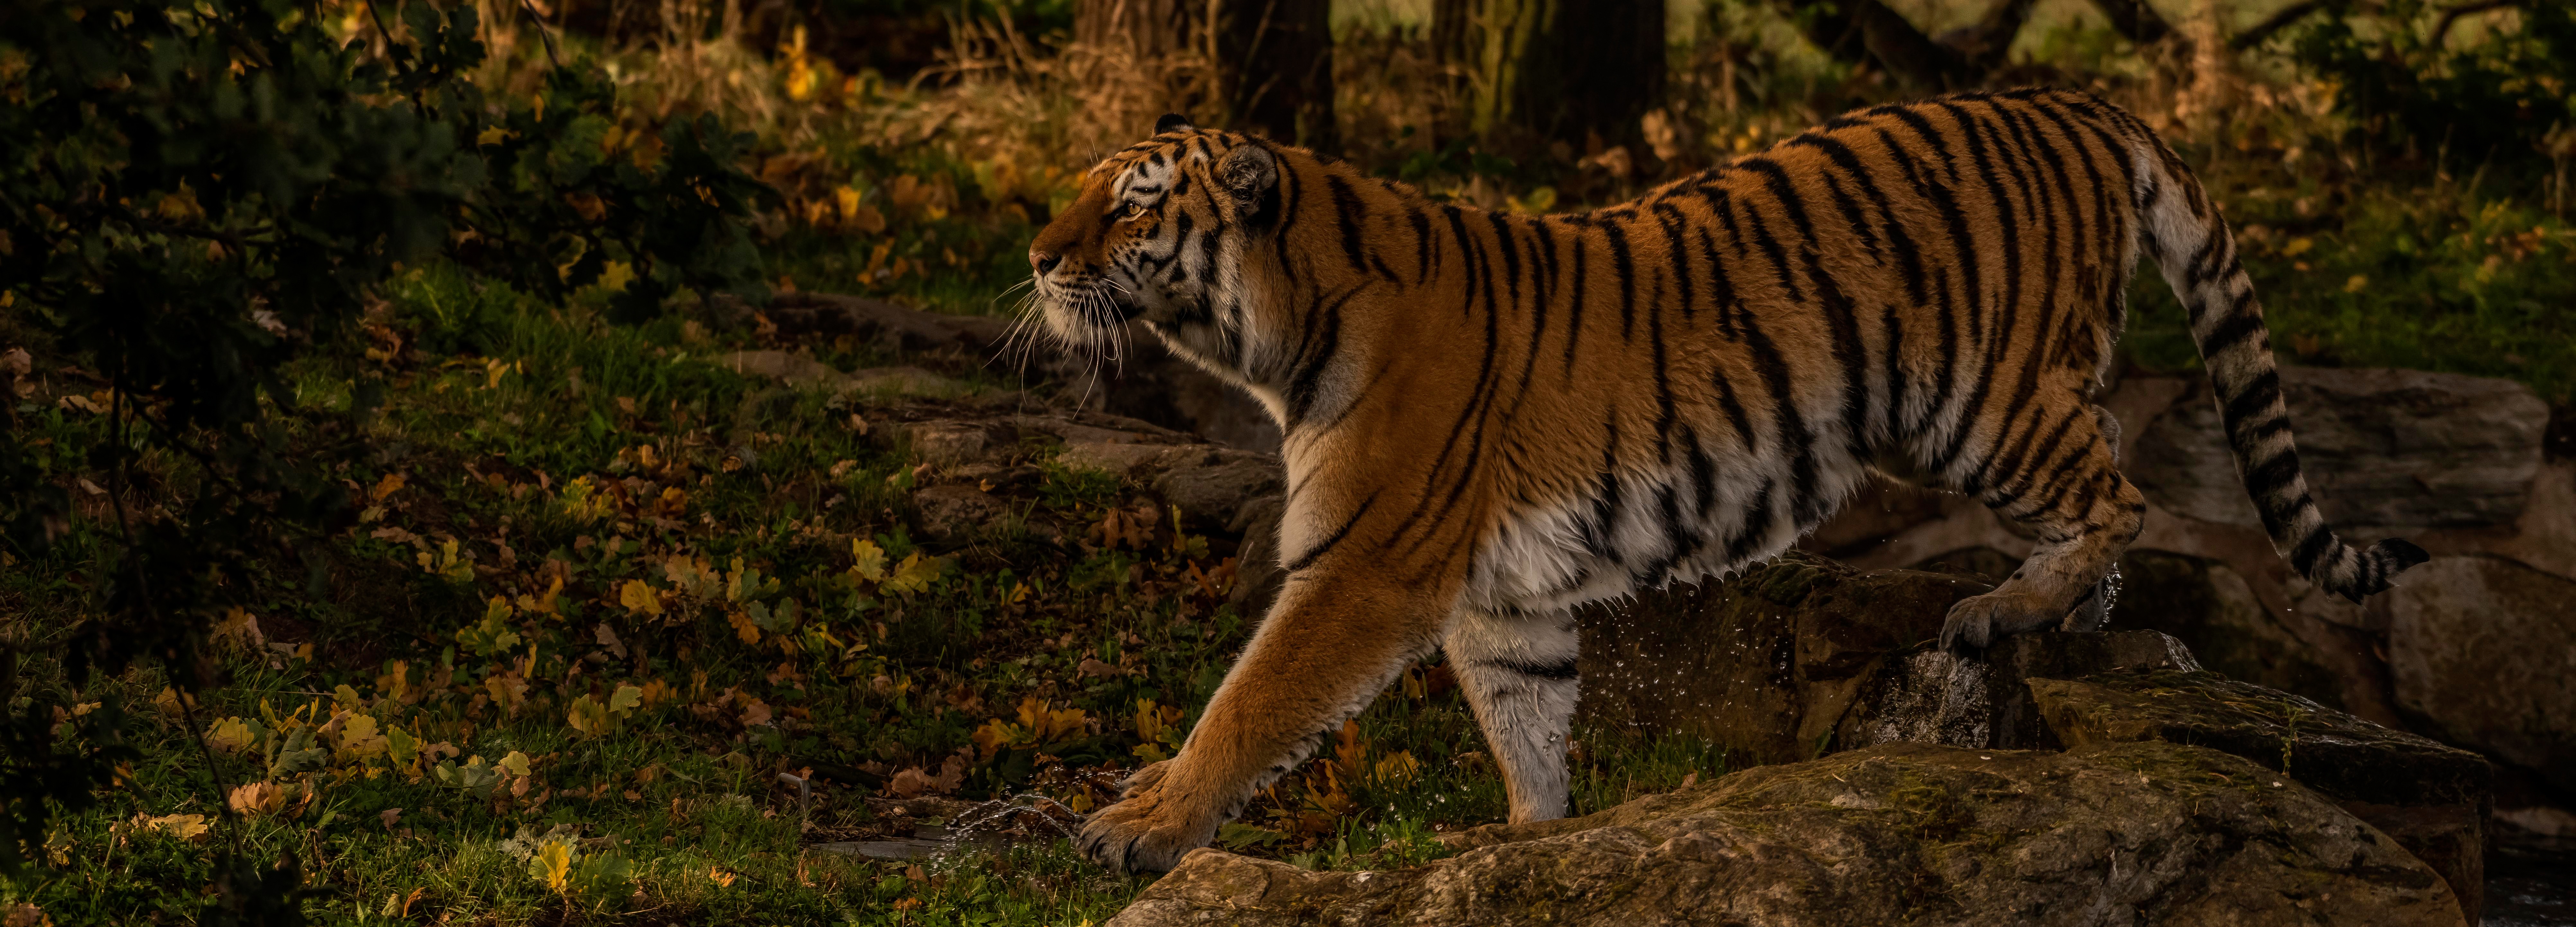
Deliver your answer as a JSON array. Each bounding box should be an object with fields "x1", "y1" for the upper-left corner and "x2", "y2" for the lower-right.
[
  {"x1": 1284, "y1": 489, "x2": 1382, "y2": 572},
  {"x1": 1487, "y1": 658, "x2": 1577, "y2": 681},
  {"x1": 1326, "y1": 174, "x2": 1371, "y2": 274},
  {"x1": 1603, "y1": 222, "x2": 1638, "y2": 341},
  {"x1": 1409, "y1": 208, "x2": 1436, "y2": 283}
]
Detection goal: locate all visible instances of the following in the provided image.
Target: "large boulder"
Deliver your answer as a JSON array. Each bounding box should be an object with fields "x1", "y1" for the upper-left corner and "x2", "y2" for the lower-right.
[
  {"x1": 1577, "y1": 554, "x2": 2198, "y2": 765},
  {"x1": 2129, "y1": 367, "x2": 2548, "y2": 531},
  {"x1": 1108, "y1": 742, "x2": 2468, "y2": 927},
  {"x1": 2383, "y1": 556, "x2": 2576, "y2": 794},
  {"x1": 2029, "y1": 668, "x2": 2492, "y2": 922}
]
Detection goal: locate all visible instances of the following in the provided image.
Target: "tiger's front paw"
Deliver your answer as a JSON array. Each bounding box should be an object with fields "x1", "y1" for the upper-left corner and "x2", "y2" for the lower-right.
[{"x1": 1077, "y1": 760, "x2": 1222, "y2": 874}]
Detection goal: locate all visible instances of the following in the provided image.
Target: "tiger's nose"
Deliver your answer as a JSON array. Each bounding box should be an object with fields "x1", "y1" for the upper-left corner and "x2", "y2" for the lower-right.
[{"x1": 1031, "y1": 249, "x2": 1062, "y2": 274}]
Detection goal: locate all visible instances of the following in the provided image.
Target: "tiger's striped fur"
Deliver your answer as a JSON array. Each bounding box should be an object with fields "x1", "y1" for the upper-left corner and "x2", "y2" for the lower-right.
[{"x1": 1027, "y1": 91, "x2": 2427, "y2": 873}]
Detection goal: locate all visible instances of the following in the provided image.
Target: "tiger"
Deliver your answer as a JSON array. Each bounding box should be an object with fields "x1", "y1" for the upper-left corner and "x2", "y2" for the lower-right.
[{"x1": 1023, "y1": 88, "x2": 2428, "y2": 873}]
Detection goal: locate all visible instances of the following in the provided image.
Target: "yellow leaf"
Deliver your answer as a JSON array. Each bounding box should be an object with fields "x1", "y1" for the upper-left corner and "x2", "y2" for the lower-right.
[
  {"x1": 338, "y1": 714, "x2": 387, "y2": 758},
  {"x1": 619, "y1": 580, "x2": 663, "y2": 616},
  {"x1": 2282, "y1": 237, "x2": 2314, "y2": 257},
  {"x1": 848, "y1": 538, "x2": 888, "y2": 582},
  {"x1": 386, "y1": 725, "x2": 419, "y2": 768},
  {"x1": 881, "y1": 552, "x2": 945, "y2": 595},
  {"x1": 371, "y1": 473, "x2": 407, "y2": 501},
  {"x1": 531, "y1": 839, "x2": 572, "y2": 893},
  {"x1": 499, "y1": 751, "x2": 532, "y2": 777},
  {"x1": 728, "y1": 609, "x2": 761, "y2": 644},
  {"x1": 476, "y1": 126, "x2": 514, "y2": 146},
  {"x1": 1372, "y1": 750, "x2": 1420, "y2": 785},
  {"x1": 608, "y1": 683, "x2": 644, "y2": 715},
  {"x1": 205, "y1": 717, "x2": 256, "y2": 753},
  {"x1": 515, "y1": 575, "x2": 565, "y2": 616},
  {"x1": 971, "y1": 718, "x2": 1025, "y2": 759},
  {"x1": 567, "y1": 694, "x2": 611, "y2": 738},
  {"x1": 133, "y1": 813, "x2": 210, "y2": 843}
]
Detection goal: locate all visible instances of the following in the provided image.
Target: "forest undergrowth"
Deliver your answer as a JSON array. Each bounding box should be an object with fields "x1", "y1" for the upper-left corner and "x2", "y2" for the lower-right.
[{"x1": 4, "y1": 0, "x2": 2572, "y2": 923}]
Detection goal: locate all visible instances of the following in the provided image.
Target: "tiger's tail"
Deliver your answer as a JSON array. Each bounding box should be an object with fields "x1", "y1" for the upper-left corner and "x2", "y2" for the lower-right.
[{"x1": 2125, "y1": 133, "x2": 2427, "y2": 602}]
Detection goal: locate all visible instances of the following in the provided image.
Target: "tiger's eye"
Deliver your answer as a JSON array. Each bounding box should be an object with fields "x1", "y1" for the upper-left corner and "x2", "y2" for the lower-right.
[{"x1": 1126, "y1": 202, "x2": 1149, "y2": 220}]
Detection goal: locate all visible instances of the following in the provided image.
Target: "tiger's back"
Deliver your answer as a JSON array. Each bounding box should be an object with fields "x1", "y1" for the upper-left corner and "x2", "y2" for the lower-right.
[
  {"x1": 1029, "y1": 90, "x2": 2427, "y2": 873},
  {"x1": 1443, "y1": 90, "x2": 2154, "y2": 617}
]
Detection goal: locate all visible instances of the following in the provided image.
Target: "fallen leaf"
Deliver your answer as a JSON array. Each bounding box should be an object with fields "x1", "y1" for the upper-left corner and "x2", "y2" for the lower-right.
[
  {"x1": 228, "y1": 781, "x2": 286, "y2": 819},
  {"x1": 618, "y1": 580, "x2": 663, "y2": 616},
  {"x1": 133, "y1": 813, "x2": 210, "y2": 843},
  {"x1": 594, "y1": 623, "x2": 628, "y2": 659}
]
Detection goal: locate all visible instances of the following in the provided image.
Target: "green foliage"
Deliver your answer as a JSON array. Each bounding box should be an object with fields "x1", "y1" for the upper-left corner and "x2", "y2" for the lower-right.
[
  {"x1": 460, "y1": 66, "x2": 771, "y2": 323},
  {"x1": 0, "y1": 0, "x2": 767, "y2": 905},
  {"x1": 2290, "y1": 0, "x2": 2576, "y2": 168}
]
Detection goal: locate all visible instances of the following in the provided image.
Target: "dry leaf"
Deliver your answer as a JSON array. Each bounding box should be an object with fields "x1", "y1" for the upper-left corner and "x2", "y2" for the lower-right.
[
  {"x1": 228, "y1": 781, "x2": 286, "y2": 818},
  {"x1": 133, "y1": 813, "x2": 210, "y2": 843}
]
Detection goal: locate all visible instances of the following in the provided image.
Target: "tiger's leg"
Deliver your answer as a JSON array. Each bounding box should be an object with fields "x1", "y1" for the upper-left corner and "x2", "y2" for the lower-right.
[
  {"x1": 1940, "y1": 401, "x2": 2146, "y2": 651},
  {"x1": 1077, "y1": 562, "x2": 1454, "y2": 872},
  {"x1": 1446, "y1": 607, "x2": 1580, "y2": 824},
  {"x1": 2059, "y1": 405, "x2": 2126, "y2": 633}
]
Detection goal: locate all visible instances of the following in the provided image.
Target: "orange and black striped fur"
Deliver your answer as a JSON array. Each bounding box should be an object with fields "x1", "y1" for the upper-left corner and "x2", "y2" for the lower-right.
[{"x1": 1026, "y1": 91, "x2": 2427, "y2": 873}]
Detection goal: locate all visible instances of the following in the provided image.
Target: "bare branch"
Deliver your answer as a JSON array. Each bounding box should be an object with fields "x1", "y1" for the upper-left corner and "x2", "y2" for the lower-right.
[{"x1": 2430, "y1": 0, "x2": 2521, "y2": 48}]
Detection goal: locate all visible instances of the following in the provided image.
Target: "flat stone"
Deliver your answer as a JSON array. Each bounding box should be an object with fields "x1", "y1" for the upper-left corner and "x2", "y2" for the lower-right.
[
  {"x1": 840, "y1": 366, "x2": 967, "y2": 396},
  {"x1": 1056, "y1": 440, "x2": 1174, "y2": 475},
  {"x1": 2030, "y1": 668, "x2": 2490, "y2": 807},
  {"x1": 890, "y1": 419, "x2": 1017, "y2": 467},
  {"x1": 811, "y1": 838, "x2": 945, "y2": 860},
  {"x1": 719, "y1": 349, "x2": 844, "y2": 386},
  {"x1": 1108, "y1": 742, "x2": 2467, "y2": 927}
]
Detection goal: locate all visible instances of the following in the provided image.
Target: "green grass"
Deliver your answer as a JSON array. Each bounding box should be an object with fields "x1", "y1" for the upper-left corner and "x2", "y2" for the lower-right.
[
  {"x1": 2123, "y1": 166, "x2": 2576, "y2": 406},
  {"x1": 1, "y1": 265, "x2": 1723, "y2": 924}
]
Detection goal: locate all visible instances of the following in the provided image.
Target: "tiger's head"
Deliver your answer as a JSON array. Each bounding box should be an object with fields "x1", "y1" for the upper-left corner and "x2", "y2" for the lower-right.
[{"x1": 1025, "y1": 113, "x2": 1285, "y2": 399}]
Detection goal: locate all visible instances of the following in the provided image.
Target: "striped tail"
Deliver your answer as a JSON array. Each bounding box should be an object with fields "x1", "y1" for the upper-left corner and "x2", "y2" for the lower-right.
[{"x1": 2126, "y1": 137, "x2": 2428, "y2": 602}]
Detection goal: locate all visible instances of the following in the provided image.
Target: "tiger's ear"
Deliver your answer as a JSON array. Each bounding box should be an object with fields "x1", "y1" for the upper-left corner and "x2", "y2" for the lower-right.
[
  {"x1": 1218, "y1": 143, "x2": 1280, "y2": 232},
  {"x1": 1155, "y1": 113, "x2": 1195, "y2": 135}
]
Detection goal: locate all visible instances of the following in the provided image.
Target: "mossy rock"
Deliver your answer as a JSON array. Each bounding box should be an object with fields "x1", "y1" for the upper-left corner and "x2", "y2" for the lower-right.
[
  {"x1": 2028, "y1": 668, "x2": 2490, "y2": 807},
  {"x1": 1112, "y1": 742, "x2": 2466, "y2": 927}
]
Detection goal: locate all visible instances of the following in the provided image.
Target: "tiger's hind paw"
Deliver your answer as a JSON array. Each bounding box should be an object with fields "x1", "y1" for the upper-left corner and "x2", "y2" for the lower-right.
[{"x1": 1940, "y1": 590, "x2": 2065, "y2": 653}]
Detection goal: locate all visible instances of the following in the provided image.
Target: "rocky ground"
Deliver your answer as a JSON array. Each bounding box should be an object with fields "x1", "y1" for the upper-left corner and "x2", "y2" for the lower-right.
[{"x1": 722, "y1": 292, "x2": 2572, "y2": 926}]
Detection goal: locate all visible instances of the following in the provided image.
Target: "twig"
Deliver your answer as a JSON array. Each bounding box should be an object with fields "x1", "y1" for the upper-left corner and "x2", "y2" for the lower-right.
[
  {"x1": 106, "y1": 355, "x2": 243, "y2": 857},
  {"x1": 520, "y1": 0, "x2": 563, "y2": 69}
]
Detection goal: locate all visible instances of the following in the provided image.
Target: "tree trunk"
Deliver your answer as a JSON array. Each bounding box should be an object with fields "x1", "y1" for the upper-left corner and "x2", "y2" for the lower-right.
[
  {"x1": 1073, "y1": 0, "x2": 1337, "y2": 150},
  {"x1": 1434, "y1": 0, "x2": 1667, "y2": 153}
]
